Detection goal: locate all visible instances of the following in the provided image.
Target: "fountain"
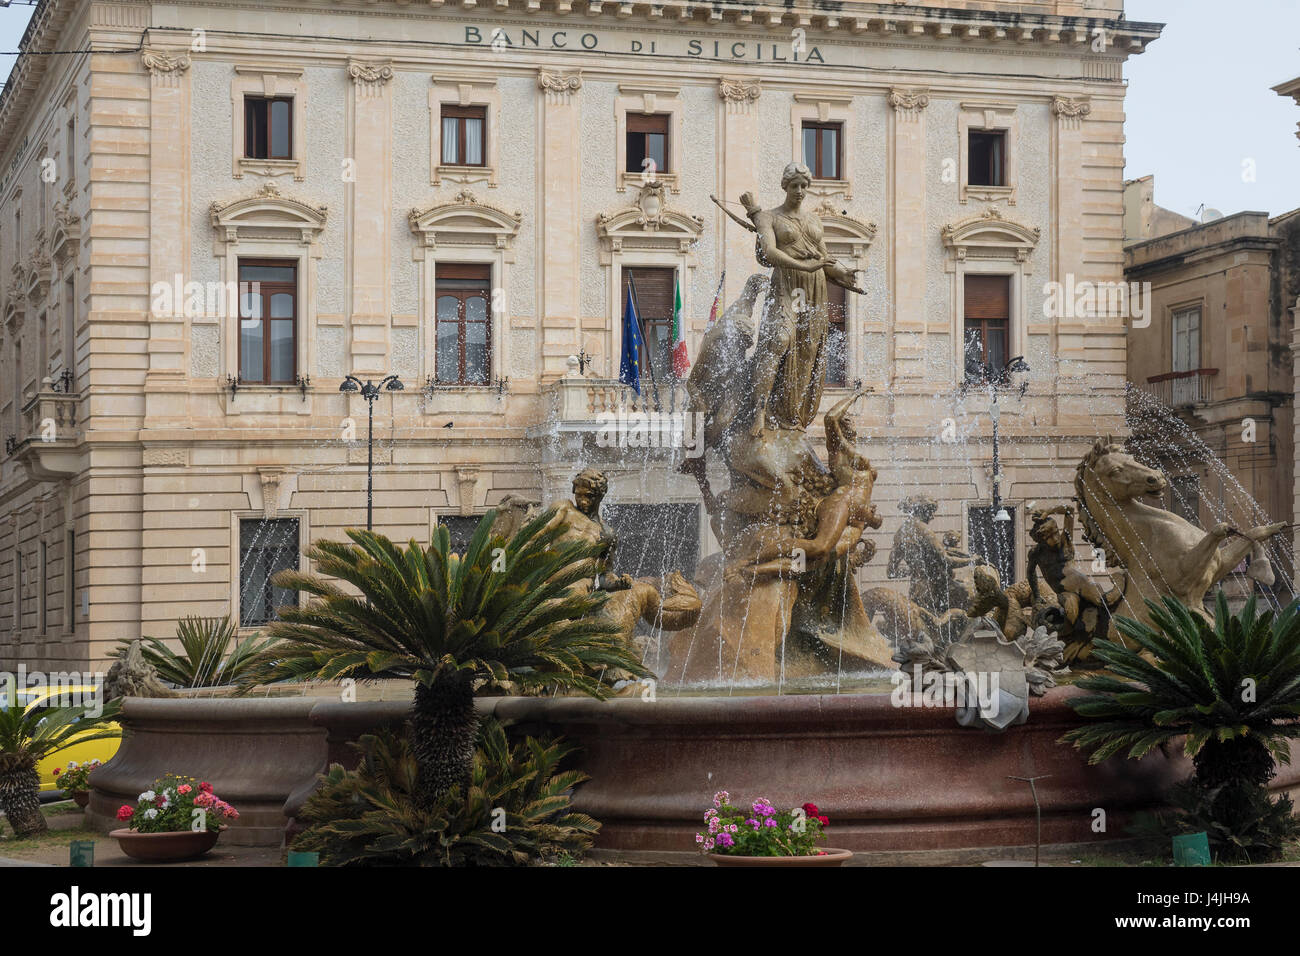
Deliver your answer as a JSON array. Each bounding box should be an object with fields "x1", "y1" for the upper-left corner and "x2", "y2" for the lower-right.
[{"x1": 489, "y1": 164, "x2": 1300, "y2": 857}]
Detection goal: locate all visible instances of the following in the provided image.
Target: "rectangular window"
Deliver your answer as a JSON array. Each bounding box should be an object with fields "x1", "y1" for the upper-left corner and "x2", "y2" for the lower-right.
[
  {"x1": 63, "y1": 276, "x2": 75, "y2": 384},
  {"x1": 602, "y1": 503, "x2": 700, "y2": 581},
  {"x1": 968, "y1": 130, "x2": 1006, "y2": 187},
  {"x1": 626, "y1": 113, "x2": 669, "y2": 175},
  {"x1": 65, "y1": 529, "x2": 75, "y2": 634},
  {"x1": 244, "y1": 96, "x2": 293, "y2": 160},
  {"x1": 623, "y1": 266, "x2": 676, "y2": 380},
  {"x1": 802, "y1": 121, "x2": 842, "y2": 180},
  {"x1": 968, "y1": 505, "x2": 1015, "y2": 587},
  {"x1": 963, "y1": 275, "x2": 1010, "y2": 381},
  {"x1": 825, "y1": 281, "x2": 847, "y2": 386},
  {"x1": 238, "y1": 260, "x2": 297, "y2": 384},
  {"x1": 1170, "y1": 475, "x2": 1200, "y2": 528},
  {"x1": 66, "y1": 117, "x2": 76, "y2": 179},
  {"x1": 239, "y1": 517, "x2": 299, "y2": 627},
  {"x1": 440, "y1": 104, "x2": 486, "y2": 167},
  {"x1": 435, "y1": 264, "x2": 492, "y2": 385},
  {"x1": 12, "y1": 549, "x2": 20, "y2": 629},
  {"x1": 437, "y1": 515, "x2": 484, "y2": 555},
  {"x1": 1172, "y1": 307, "x2": 1201, "y2": 372},
  {"x1": 38, "y1": 539, "x2": 47, "y2": 634}
]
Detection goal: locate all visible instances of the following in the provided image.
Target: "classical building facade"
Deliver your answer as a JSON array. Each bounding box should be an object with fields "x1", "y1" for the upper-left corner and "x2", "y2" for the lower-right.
[
  {"x1": 0, "y1": 0, "x2": 1159, "y2": 672},
  {"x1": 1124, "y1": 207, "x2": 1300, "y2": 585}
]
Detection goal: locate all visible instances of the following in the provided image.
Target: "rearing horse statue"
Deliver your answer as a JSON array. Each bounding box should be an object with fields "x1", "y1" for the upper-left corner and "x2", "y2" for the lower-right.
[{"x1": 1074, "y1": 437, "x2": 1285, "y2": 633}]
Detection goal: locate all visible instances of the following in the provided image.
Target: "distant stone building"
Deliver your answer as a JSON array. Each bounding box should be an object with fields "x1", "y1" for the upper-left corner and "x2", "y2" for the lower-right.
[
  {"x1": 0, "y1": 0, "x2": 1160, "y2": 673},
  {"x1": 1124, "y1": 197, "x2": 1300, "y2": 582}
]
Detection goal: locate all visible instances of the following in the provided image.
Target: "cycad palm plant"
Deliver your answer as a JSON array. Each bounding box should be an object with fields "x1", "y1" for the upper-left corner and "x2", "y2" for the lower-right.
[
  {"x1": 0, "y1": 701, "x2": 122, "y2": 837},
  {"x1": 248, "y1": 508, "x2": 646, "y2": 805},
  {"x1": 1062, "y1": 594, "x2": 1300, "y2": 859},
  {"x1": 125, "y1": 615, "x2": 275, "y2": 688},
  {"x1": 293, "y1": 719, "x2": 600, "y2": 866}
]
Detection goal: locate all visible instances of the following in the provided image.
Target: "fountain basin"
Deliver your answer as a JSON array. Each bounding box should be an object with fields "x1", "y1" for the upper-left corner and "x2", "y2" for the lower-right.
[
  {"x1": 484, "y1": 687, "x2": 1300, "y2": 853},
  {"x1": 87, "y1": 697, "x2": 329, "y2": 847}
]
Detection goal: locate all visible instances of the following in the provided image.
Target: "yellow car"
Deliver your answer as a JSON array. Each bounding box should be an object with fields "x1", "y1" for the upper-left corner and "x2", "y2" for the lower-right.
[{"x1": 0, "y1": 685, "x2": 122, "y2": 793}]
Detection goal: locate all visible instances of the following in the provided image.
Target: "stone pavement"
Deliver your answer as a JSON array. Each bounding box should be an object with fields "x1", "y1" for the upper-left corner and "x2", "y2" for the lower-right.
[{"x1": 0, "y1": 810, "x2": 283, "y2": 867}]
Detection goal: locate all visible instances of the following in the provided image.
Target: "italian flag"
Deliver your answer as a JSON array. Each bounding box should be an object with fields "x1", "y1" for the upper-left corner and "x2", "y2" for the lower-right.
[{"x1": 671, "y1": 275, "x2": 690, "y2": 377}]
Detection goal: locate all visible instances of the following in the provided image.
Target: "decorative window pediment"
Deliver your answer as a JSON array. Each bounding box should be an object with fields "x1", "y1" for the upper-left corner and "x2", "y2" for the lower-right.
[
  {"x1": 49, "y1": 202, "x2": 81, "y2": 267},
  {"x1": 408, "y1": 188, "x2": 522, "y2": 260},
  {"x1": 941, "y1": 207, "x2": 1040, "y2": 263},
  {"x1": 813, "y1": 197, "x2": 877, "y2": 265},
  {"x1": 595, "y1": 182, "x2": 704, "y2": 264},
  {"x1": 4, "y1": 264, "x2": 27, "y2": 332},
  {"x1": 25, "y1": 248, "x2": 52, "y2": 304},
  {"x1": 210, "y1": 181, "x2": 328, "y2": 248}
]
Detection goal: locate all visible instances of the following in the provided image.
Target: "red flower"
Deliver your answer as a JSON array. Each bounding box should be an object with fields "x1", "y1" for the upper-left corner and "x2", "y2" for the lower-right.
[
  {"x1": 818, "y1": 815, "x2": 829, "y2": 827},
  {"x1": 199, "y1": 781, "x2": 213, "y2": 794},
  {"x1": 52, "y1": 767, "x2": 60, "y2": 776},
  {"x1": 116, "y1": 805, "x2": 134, "y2": 821},
  {"x1": 801, "y1": 802, "x2": 820, "y2": 816}
]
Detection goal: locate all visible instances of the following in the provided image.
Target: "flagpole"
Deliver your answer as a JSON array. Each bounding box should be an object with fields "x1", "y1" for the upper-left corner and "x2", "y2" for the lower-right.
[{"x1": 626, "y1": 274, "x2": 662, "y2": 413}]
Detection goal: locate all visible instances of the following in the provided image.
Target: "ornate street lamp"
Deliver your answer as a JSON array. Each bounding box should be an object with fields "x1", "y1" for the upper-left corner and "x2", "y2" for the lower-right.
[
  {"x1": 959, "y1": 350, "x2": 1030, "y2": 579},
  {"x1": 339, "y1": 373, "x2": 404, "y2": 531}
]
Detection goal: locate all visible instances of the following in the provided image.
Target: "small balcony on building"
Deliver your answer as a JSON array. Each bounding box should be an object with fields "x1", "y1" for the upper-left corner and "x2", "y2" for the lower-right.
[
  {"x1": 9, "y1": 381, "x2": 81, "y2": 480},
  {"x1": 1139, "y1": 367, "x2": 1217, "y2": 409}
]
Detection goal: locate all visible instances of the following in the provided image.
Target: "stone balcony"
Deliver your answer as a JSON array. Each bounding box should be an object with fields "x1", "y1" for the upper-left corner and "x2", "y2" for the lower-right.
[{"x1": 11, "y1": 384, "x2": 81, "y2": 480}]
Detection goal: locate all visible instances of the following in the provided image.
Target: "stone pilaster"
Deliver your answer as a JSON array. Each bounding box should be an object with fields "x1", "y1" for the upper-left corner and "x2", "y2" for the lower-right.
[
  {"x1": 537, "y1": 69, "x2": 582, "y2": 379},
  {"x1": 1051, "y1": 95, "x2": 1092, "y2": 373},
  {"x1": 141, "y1": 49, "x2": 192, "y2": 409},
  {"x1": 718, "y1": 77, "x2": 761, "y2": 302},
  {"x1": 347, "y1": 59, "x2": 395, "y2": 376},
  {"x1": 888, "y1": 87, "x2": 929, "y2": 382}
]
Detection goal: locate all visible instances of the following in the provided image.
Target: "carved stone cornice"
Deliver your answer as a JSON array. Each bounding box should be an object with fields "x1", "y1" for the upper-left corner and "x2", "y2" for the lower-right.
[
  {"x1": 141, "y1": 49, "x2": 191, "y2": 75},
  {"x1": 1052, "y1": 95, "x2": 1091, "y2": 130},
  {"x1": 538, "y1": 69, "x2": 582, "y2": 104},
  {"x1": 718, "y1": 77, "x2": 761, "y2": 107},
  {"x1": 888, "y1": 87, "x2": 931, "y2": 116},
  {"x1": 349, "y1": 59, "x2": 395, "y2": 95},
  {"x1": 140, "y1": 49, "x2": 191, "y2": 87}
]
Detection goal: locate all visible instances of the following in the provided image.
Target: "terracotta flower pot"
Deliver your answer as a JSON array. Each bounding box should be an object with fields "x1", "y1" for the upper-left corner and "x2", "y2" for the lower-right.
[
  {"x1": 708, "y1": 847, "x2": 854, "y2": 867},
  {"x1": 109, "y1": 826, "x2": 226, "y2": 862},
  {"x1": 70, "y1": 791, "x2": 90, "y2": 809}
]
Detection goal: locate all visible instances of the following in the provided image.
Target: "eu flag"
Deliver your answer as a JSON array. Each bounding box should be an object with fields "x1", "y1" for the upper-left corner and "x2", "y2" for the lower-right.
[{"x1": 619, "y1": 281, "x2": 644, "y2": 395}]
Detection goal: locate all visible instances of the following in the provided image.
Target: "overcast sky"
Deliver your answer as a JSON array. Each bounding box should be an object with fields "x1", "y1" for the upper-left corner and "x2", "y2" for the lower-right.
[{"x1": 1, "y1": 1, "x2": 1298, "y2": 218}]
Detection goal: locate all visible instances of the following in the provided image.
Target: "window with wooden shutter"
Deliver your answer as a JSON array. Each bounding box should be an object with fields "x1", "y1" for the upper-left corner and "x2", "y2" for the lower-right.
[
  {"x1": 623, "y1": 266, "x2": 676, "y2": 380},
  {"x1": 963, "y1": 275, "x2": 1010, "y2": 381},
  {"x1": 440, "y1": 104, "x2": 487, "y2": 167},
  {"x1": 626, "y1": 113, "x2": 669, "y2": 175},
  {"x1": 968, "y1": 130, "x2": 1006, "y2": 187},
  {"x1": 825, "y1": 281, "x2": 847, "y2": 386},
  {"x1": 801, "y1": 122, "x2": 842, "y2": 180},
  {"x1": 435, "y1": 264, "x2": 492, "y2": 385},
  {"x1": 237, "y1": 260, "x2": 298, "y2": 384},
  {"x1": 244, "y1": 97, "x2": 293, "y2": 160}
]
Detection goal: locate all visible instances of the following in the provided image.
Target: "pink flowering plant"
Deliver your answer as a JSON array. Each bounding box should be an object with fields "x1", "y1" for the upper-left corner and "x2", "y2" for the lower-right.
[
  {"x1": 696, "y1": 791, "x2": 830, "y2": 856},
  {"x1": 52, "y1": 759, "x2": 101, "y2": 793},
  {"x1": 115, "y1": 774, "x2": 238, "y2": 834}
]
